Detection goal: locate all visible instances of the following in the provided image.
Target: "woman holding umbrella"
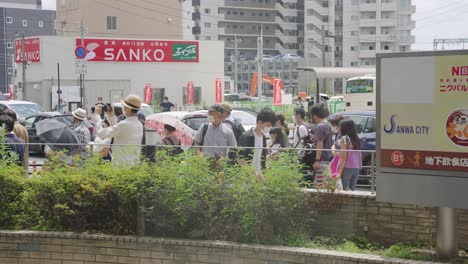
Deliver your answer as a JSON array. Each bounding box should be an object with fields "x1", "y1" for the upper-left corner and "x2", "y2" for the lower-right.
[{"x1": 160, "y1": 124, "x2": 183, "y2": 156}]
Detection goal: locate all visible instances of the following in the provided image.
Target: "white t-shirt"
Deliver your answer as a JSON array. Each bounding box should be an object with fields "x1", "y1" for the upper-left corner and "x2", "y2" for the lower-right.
[
  {"x1": 253, "y1": 133, "x2": 263, "y2": 173},
  {"x1": 293, "y1": 124, "x2": 309, "y2": 156}
]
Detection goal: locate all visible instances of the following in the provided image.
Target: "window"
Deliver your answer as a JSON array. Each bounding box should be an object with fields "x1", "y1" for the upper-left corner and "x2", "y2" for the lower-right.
[
  {"x1": 350, "y1": 61, "x2": 359, "y2": 66},
  {"x1": 7, "y1": 42, "x2": 13, "y2": 49},
  {"x1": 351, "y1": 16, "x2": 358, "y2": 21},
  {"x1": 384, "y1": 45, "x2": 389, "y2": 50},
  {"x1": 22, "y1": 20, "x2": 28, "y2": 27},
  {"x1": 232, "y1": 11, "x2": 238, "y2": 15},
  {"x1": 106, "y1": 16, "x2": 117, "y2": 30},
  {"x1": 259, "y1": 13, "x2": 264, "y2": 16},
  {"x1": 239, "y1": 12, "x2": 244, "y2": 16},
  {"x1": 6, "y1": 17, "x2": 12, "y2": 24},
  {"x1": 38, "y1": 20, "x2": 44, "y2": 28},
  {"x1": 351, "y1": 46, "x2": 356, "y2": 51},
  {"x1": 205, "y1": 36, "x2": 211, "y2": 40},
  {"x1": 399, "y1": 0, "x2": 409, "y2": 8},
  {"x1": 204, "y1": 23, "x2": 211, "y2": 28},
  {"x1": 204, "y1": 8, "x2": 211, "y2": 14},
  {"x1": 369, "y1": 46, "x2": 374, "y2": 50},
  {"x1": 322, "y1": 16, "x2": 329, "y2": 22},
  {"x1": 351, "y1": 31, "x2": 357, "y2": 36},
  {"x1": 364, "y1": 117, "x2": 376, "y2": 133},
  {"x1": 265, "y1": 13, "x2": 270, "y2": 16},
  {"x1": 7, "y1": 68, "x2": 13, "y2": 74},
  {"x1": 227, "y1": 11, "x2": 231, "y2": 15}
]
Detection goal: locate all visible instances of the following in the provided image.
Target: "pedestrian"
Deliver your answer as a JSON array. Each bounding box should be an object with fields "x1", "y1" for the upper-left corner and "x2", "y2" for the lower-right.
[
  {"x1": 194, "y1": 104, "x2": 237, "y2": 159},
  {"x1": 96, "y1": 97, "x2": 104, "y2": 106},
  {"x1": 53, "y1": 99, "x2": 67, "y2": 113},
  {"x1": 268, "y1": 126, "x2": 286, "y2": 159},
  {"x1": 160, "y1": 124, "x2": 183, "y2": 156},
  {"x1": 97, "y1": 94, "x2": 144, "y2": 167},
  {"x1": 89, "y1": 105, "x2": 102, "y2": 127},
  {"x1": 0, "y1": 109, "x2": 29, "y2": 169},
  {"x1": 275, "y1": 114, "x2": 289, "y2": 136},
  {"x1": 238, "y1": 108, "x2": 276, "y2": 174},
  {"x1": 309, "y1": 103, "x2": 334, "y2": 181},
  {"x1": 335, "y1": 119, "x2": 362, "y2": 191},
  {"x1": 329, "y1": 115, "x2": 344, "y2": 151},
  {"x1": 292, "y1": 107, "x2": 313, "y2": 175},
  {"x1": 160, "y1": 96, "x2": 174, "y2": 112},
  {"x1": 221, "y1": 102, "x2": 245, "y2": 143},
  {"x1": 137, "y1": 112, "x2": 156, "y2": 162},
  {"x1": 91, "y1": 119, "x2": 112, "y2": 161},
  {"x1": 72, "y1": 108, "x2": 91, "y2": 160},
  {"x1": 103, "y1": 103, "x2": 118, "y2": 126},
  {"x1": 0, "y1": 115, "x2": 25, "y2": 166}
]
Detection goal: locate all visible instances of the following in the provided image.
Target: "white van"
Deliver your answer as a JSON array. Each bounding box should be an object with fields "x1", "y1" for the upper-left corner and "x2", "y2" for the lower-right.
[{"x1": 0, "y1": 100, "x2": 45, "y2": 123}]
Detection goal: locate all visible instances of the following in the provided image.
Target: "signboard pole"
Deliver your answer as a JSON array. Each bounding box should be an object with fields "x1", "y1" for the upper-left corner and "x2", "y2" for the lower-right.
[
  {"x1": 21, "y1": 33, "x2": 26, "y2": 101},
  {"x1": 80, "y1": 20, "x2": 86, "y2": 108},
  {"x1": 436, "y1": 207, "x2": 458, "y2": 259}
]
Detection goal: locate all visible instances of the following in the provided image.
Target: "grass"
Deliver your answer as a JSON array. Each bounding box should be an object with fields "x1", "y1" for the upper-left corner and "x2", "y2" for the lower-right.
[{"x1": 283, "y1": 235, "x2": 468, "y2": 263}]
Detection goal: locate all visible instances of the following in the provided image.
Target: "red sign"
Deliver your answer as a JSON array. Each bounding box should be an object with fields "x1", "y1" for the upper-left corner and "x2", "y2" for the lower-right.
[
  {"x1": 144, "y1": 83, "x2": 153, "y2": 105},
  {"x1": 186, "y1": 82, "x2": 194, "y2": 105},
  {"x1": 75, "y1": 38, "x2": 199, "y2": 63},
  {"x1": 452, "y1": 66, "x2": 468, "y2": 76},
  {"x1": 381, "y1": 149, "x2": 468, "y2": 172},
  {"x1": 215, "y1": 78, "x2": 222, "y2": 104},
  {"x1": 8, "y1": 85, "x2": 13, "y2": 100},
  {"x1": 273, "y1": 78, "x2": 283, "y2": 106},
  {"x1": 15, "y1": 37, "x2": 40, "y2": 63}
]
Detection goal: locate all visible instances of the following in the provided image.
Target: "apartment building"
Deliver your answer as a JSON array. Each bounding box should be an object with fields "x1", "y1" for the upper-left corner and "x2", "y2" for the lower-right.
[
  {"x1": 0, "y1": 0, "x2": 55, "y2": 93},
  {"x1": 305, "y1": 0, "x2": 415, "y2": 68},
  {"x1": 56, "y1": 0, "x2": 183, "y2": 39}
]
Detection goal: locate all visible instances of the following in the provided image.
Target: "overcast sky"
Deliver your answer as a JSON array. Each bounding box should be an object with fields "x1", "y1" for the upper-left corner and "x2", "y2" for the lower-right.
[{"x1": 42, "y1": 0, "x2": 467, "y2": 51}]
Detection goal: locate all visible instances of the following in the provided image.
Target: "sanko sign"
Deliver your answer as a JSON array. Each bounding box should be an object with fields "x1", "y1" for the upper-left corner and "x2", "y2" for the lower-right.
[
  {"x1": 15, "y1": 37, "x2": 40, "y2": 63},
  {"x1": 76, "y1": 38, "x2": 199, "y2": 63}
]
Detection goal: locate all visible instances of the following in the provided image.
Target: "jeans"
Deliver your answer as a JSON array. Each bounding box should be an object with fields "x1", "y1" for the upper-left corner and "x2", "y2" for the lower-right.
[{"x1": 341, "y1": 168, "x2": 359, "y2": 191}]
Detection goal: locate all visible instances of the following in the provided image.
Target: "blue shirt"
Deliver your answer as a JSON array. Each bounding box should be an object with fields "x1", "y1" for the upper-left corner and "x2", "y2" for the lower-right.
[{"x1": 4, "y1": 133, "x2": 25, "y2": 165}]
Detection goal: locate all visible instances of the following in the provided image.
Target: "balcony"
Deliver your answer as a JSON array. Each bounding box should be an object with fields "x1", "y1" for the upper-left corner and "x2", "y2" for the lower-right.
[
  {"x1": 399, "y1": 20, "x2": 415, "y2": 29},
  {"x1": 380, "y1": 19, "x2": 396, "y2": 27},
  {"x1": 360, "y1": 18, "x2": 376, "y2": 27},
  {"x1": 192, "y1": 26, "x2": 201, "y2": 35},
  {"x1": 400, "y1": 5, "x2": 416, "y2": 14},
  {"x1": 381, "y1": 2, "x2": 397, "y2": 11},
  {"x1": 359, "y1": 49, "x2": 376, "y2": 58},
  {"x1": 192, "y1": 0, "x2": 200, "y2": 7},
  {"x1": 360, "y1": 3, "x2": 377, "y2": 12},
  {"x1": 359, "y1": 34, "x2": 377, "y2": 42},
  {"x1": 398, "y1": 35, "x2": 415, "y2": 44},
  {"x1": 192, "y1": 11, "x2": 200, "y2": 21}
]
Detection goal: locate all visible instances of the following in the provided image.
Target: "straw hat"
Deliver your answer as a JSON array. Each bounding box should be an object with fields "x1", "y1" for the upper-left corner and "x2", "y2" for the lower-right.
[
  {"x1": 122, "y1": 94, "x2": 142, "y2": 110},
  {"x1": 72, "y1": 108, "x2": 87, "y2": 121}
]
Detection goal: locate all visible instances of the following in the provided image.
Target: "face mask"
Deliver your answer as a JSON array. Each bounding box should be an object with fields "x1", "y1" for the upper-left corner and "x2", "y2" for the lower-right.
[
  {"x1": 332, "y1": 126, "x2": 339, "y2": 134},
  {"x1": 292, "y1": 116, "x2": 297, "y2": 124},
  {"x1": 262, "y1": 126, "x2": 272, "y2": 134},
  {"x1": 207, "y1": 115, "x2": 214, "y2": 123}
]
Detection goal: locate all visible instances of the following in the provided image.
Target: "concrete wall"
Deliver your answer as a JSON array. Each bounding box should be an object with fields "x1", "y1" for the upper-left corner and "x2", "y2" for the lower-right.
[
  {"x1": 19, "y1": 36, "x2": 224, "y2": 108},
  {"x1": 0, "y1": 231, "x2": 444, "y2": 264},
  {"x1": 308, "y1": 190, "x2": 468, "y2": 249}
]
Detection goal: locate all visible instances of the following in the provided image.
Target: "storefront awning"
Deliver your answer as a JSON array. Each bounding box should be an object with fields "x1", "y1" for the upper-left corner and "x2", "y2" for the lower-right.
[{"x1": 296, "y1": 67, "x2": 375, "y2": 79}]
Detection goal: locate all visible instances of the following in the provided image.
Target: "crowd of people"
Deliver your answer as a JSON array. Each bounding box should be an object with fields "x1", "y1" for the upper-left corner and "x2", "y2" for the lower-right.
[{"x1": 0, "y1": 94, "x2": 363, "y2": 191}]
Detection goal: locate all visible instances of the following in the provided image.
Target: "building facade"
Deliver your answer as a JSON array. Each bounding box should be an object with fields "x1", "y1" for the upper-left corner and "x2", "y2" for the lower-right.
[
  {"x1": 0, "y1": 0, "x2": 55, "y2": 93},
  {"x1": 305, "y1": 0, "x2": 415, "y2": 68},
  {"x1": 56, "y1": 0, "x2": 183, "y2": 39}
]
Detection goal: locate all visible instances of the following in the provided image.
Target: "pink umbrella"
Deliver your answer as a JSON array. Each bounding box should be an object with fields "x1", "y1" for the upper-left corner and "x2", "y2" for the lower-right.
[{"x1": 146, "y1": 114, "x2": 194, "y2": 146}]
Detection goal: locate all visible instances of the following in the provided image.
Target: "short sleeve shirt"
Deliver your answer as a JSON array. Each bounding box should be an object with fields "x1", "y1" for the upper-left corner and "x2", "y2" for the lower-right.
[
  {"x1": 195, "y1": 123, "x2": 237, "y2": 158},
  {"x1": 314, "y1": 122, "x2": 333, "y2": 161},
  {"x1": 160, "y1": 101, "x2": 174, "y2": 112}
]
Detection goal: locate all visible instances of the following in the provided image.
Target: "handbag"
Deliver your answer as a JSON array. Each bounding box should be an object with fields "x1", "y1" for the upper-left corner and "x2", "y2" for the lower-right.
[{"x1": 330, "y1": 154, "x2": 340, "y2": 178}]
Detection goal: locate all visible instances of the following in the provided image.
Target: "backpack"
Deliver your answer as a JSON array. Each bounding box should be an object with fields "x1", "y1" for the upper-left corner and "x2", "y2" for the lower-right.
[
  {"x1": 163, "y1": 137, "x2": 184, "y2": 156},
  {"x1": 295, "y1": 124, "x2": 317, "y2": 169},
  {"x1": 195, "y1": 123, "x2": 209, "y2": 146},
  {"x1": 223, "y1": 118, "x2": 245, "y2": 143}
]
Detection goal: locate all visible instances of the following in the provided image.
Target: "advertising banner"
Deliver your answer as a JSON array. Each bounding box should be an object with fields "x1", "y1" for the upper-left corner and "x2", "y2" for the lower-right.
[
  {"x1": 144, "y1": 83, "x2": 153, "y2": 105},
  {"x1": 75, "y1": 38, "x2": 199, "y2": 63},
  {"x1": 215, "y1": 78, "x2": 222, "y2": 104},
  {"x1": 15, "y1": 37, "x2": 40, "y2": 63},
  {"x1": 380, "y1": 54, "x2": 468, "y2": 175},
  {"x1": 273, "y1": 78, "x2": 283, "y2": 106},
  {"x1": 187, "y1": 82, "x2": 194, "y2": 105}
]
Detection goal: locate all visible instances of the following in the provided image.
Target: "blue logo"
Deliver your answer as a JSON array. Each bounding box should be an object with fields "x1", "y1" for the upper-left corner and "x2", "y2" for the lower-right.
[{"x1": 384, "y1": 115, "x2": 430, "y2": 135}]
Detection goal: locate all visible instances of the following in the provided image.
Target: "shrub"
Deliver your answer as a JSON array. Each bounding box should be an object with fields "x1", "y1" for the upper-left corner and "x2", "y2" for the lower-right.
[{"x1": 0, "y1": 165, "x2": 26, "y2": 229}]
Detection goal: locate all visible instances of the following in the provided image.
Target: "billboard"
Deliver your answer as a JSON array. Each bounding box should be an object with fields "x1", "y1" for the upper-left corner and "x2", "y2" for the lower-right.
[
  {"x1": 377, "y1": 51, "x2": 468, "y2": 209},
  {"x1": 15, "y1": 37, "x2": 40, "y2": 63},
  {"x1": 186, "y1": 82, "x2": 194, "y2": 105},
  {"x1": 75, "y1": 38, "x2": 199, "y2": 63},
  {"x1": 215, "y1": 78, "x2": 222, "y2": 104}
]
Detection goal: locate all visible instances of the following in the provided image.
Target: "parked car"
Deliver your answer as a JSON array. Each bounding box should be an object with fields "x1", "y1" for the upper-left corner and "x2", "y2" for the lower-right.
[
  {"x1": 24, "y1": 112, "x2": 74, "y2": 153},
  {"x1": 147, "y1": 111, "x2": 189, "y2": 121},
  {"x1": 282, "y1": 54, "x2": 302, "y2": 60},
  {"x1": 112, "y1": 102, "x2": 154, "y2": 117},
  {"x1": 327, "y1": 111, "x2": 376, "y2": 184},
  {"x1": 181, "y1": 110, "x2": 257, "y2": 133},
  {"x1": 0, "y1": 100, "x2": 45, "y2": 124}
]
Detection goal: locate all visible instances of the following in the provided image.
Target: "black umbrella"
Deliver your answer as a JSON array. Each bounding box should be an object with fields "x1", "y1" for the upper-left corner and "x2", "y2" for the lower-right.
[{"x1": 35, "y1": 119, "x2": 80, "y2": 155}]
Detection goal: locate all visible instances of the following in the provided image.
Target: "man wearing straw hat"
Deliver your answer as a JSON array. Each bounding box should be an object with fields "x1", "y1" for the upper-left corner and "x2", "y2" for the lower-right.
[
  {"x1": 97, "y1": 94, "x2": 143, "y2": 166},
  {"x1": 72, "y1": 108, "x2": 91, "y2": 160}
]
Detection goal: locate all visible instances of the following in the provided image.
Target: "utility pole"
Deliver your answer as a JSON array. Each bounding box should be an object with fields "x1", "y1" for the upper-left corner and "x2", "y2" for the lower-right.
[
  {"x1": 80, "y1": 20, "x2": 86, "y2": 108},
  {"x1": 234, "y1": 34, "x2": 238, "y2": 94},
  {"x1": 21, "y1": 32, "x2": 26, "y2": 101},
  {"x1": 257, "y1": 25, "x2": 263, "y2": 111}
]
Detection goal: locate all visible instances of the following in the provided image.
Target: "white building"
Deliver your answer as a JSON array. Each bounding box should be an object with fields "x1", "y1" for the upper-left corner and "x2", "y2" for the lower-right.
[
  {"x1": 18, "y1": 36, "x2": 224, "y2": 111},
  {"x1": 305, "y1": 0, "x2": 415, "y2": 68}
]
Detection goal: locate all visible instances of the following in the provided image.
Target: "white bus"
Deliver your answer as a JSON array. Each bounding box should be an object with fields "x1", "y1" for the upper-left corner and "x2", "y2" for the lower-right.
[{"x1": 344, "y1": 74, "x2": 376, "y2": 111}]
